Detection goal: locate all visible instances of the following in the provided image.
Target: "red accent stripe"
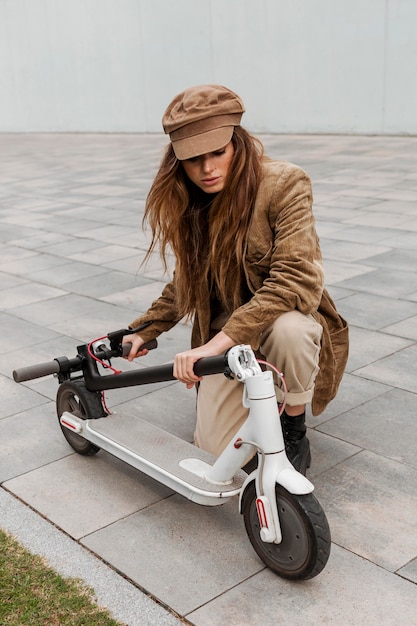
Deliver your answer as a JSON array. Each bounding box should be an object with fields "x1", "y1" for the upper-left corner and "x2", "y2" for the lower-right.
[
  {"x1": 256, "y1": 498, "x2": 268, "y2": 528},
  {"x1": 61, "y1": 419, "x2": 77, "y2": 431}
]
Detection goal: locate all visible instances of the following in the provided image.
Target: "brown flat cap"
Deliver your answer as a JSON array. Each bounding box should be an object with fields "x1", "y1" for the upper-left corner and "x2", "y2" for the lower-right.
[{"x1": 162, "y1": 84, "x2": 245, "y2": 160}]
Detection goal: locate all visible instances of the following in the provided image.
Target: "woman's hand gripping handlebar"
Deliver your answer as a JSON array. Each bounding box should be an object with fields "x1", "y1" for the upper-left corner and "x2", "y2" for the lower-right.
[{"x1": 122, "y1": 334, "x2": 155, "y2": 362}]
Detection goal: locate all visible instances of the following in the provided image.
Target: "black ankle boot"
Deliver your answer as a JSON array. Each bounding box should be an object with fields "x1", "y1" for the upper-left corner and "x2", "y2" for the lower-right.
[{"x1": 280, "y1": 410, "x2": 311, "y2": 475}]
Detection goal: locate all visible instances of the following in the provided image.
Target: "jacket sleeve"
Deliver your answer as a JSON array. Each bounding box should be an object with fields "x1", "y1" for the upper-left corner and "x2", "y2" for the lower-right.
[
  {"x1": 128, "y1": 280, "x2": 181, "y2": 342},
  {"x1": 222, "y1": 164, "x2": 325, "y2": 348}
]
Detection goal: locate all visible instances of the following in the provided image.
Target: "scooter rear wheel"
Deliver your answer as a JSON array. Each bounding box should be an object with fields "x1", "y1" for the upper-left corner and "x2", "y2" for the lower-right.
[
  {"x1": 56, "y1": 380, "x2": 104, "y2": 455},
  {"x1": 242, "y1": 481, "x2": 331, "y2": 579}
]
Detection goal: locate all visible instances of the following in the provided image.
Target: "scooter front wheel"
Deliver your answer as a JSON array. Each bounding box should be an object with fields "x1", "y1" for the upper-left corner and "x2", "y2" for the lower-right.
[
  {"x1": 56, "y1": 380, "x2": 104, "y2": 456},
  {"x1": 242, "y1": 481, "x2": 331, "y2": 580}
]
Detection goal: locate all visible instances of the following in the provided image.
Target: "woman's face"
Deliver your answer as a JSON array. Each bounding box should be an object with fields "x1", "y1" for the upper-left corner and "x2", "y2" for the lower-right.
[{"x1": 181, "y1": 141, "x2": 234, "y2": 194}]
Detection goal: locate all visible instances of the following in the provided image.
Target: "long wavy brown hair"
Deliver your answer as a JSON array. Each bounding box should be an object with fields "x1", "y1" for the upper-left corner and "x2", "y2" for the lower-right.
[{"x1": 143, "y1": 126, "x2": 264, "y2": 319}]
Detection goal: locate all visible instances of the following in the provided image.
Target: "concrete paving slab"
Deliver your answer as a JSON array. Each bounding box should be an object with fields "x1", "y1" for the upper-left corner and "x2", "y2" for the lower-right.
[
  {"x1": 82, "y1": 494, "x2": 264, "y2": 616},
  {"x1": 318, "y1": 387, "x2": 417, "y2": 468},
  {"x1": 314, "y1": 206, "x2": 361, "y2": 221},
  {"x1": 335, "y1": 292, "x2": 417, "y2": 331},
  {"x1": 28, "y1": 260, "x2": 109, "y2": 287},
  {"x1": 314, "y1": 450, "x2": 417, "y2": 572},
  {"x1": 383, "y1": 313, "x2": 417, "y2": 340},
  {"x1": 9, "y1": 230, "x2": 70, "y2": 249},
  {"x1": 62, "y1": 270, "x2": 151, "y2": 298},
  {"x1": 308, "y1": 372, "x2": 391, "y2": 427},
  {"x1": 43, "y1": 302, "x2": 148, "y2": 342},
  {"x1": 7, "y1": 292, "x2": 107, "y2": 326},
  {"x1": 0, "y1": 271, "x2": 28, "y2": 289},
  {"x1": 102, "y1": 281, "x2": 171, "y2": 312},
  {"x1": 323, "y1": 223, "x2": 401, "y2": 244},
  {"x1": 361, "y1": 198, "x2": 417, "y2": 215},
  {"x1": 355, "y1": 343, "x2": 417, "y2": 393},
  {"x1": 0, "y1": 373, "x2": 50, "y2": 419},
  {"x1": 70, "y1": 243, "x2": 141, "y2": 265},
  {"x1": 38, "y1": 236, "x2": 105, "y2": 257},
  {"x1": 321, "y1": 239, "x2": 391, "y2": 263},
  {"x1": 20, "y1": 376, "x2": 60, "y2": 402},
  {"x1": 360, "y1": 247, "x2": 417, "y2": 270},
  {"x1": 377, "y1": 230, "x2": 417, "y2": 249},
  {"x1": 315, "y1": 220, "x2": 350, "y2": 238},
  {"x1": 307, "y1": 429, "x2": 361, "y2": 478},
  {"x1": 187, "y1": 544, "x2": 417, "y2": 626},
  {"x1": 320, "y1": 259, "x2": 374, "y2": 285},
  {"x1": 0, "y1": 282, "x2": 67, "y2": 310},
  {"x1": 74, "y1": 223, "x2": 135, "y2": 243},
  {"x1": 0, "y1": 333, "x2": 79, "y2": 377},
  {"x1": 0, "y1": 251, "x2": 70, "y2": 276},
  {"x1": 399, "y1": 216, "x2": 417, "y2": 231},
  {"x1": 337, "y1": 267, "x2": 417, "y2": 298},
  {"x1": 346, "y1": 326, "x2": 413, "y2": 372},
  {"x1": 326, "y1": 284, "x2": 356, "y2": 301},
  {"x1": 0, "y1": 403, "x2": 70, "y2": 481},
  {"x1": 4, "y1": 451, "x2": 173, "y2": 539},
  {"x1": 114, "y1": 382, "x2": 197, "y2": 442},
  {"x1": 0, "y1": 245, "x2": 38, "y2": 263},
  {"x1": 398, "y1": 558, "x2": 417, "y2": 585},
  {"x1": 344, "y1": 210, "x2": 412, "y2": 228},
  {"x1": 319, "y1": 195, "x2": 381, "y2": 210},
  {"x1": 0, "y1": 489, "x2": 181, "y2": 626}
]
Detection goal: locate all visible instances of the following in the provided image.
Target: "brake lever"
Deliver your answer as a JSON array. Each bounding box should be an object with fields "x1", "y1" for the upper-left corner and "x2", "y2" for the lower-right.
[{"x1": 107, "y1": 322, "x2": 153, "y2": 353}]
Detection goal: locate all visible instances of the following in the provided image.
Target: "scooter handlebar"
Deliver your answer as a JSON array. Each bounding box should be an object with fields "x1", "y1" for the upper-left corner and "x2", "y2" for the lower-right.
[
  {"x1": 13, "y1": 339, "x2": 159, "y2": 383},
  {"x1": 13, "y1": 340, "x2": 230, "y2": 385}
]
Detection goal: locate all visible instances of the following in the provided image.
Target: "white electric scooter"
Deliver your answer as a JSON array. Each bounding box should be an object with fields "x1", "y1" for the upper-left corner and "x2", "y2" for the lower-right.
[{"x1": 13, "y1": 326, "x2": 331, "y2": 580}]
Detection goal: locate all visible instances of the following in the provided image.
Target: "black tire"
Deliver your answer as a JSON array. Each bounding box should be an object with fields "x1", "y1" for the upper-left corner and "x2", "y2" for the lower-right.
[
  {"x1": 56, "y1": 380, "x2": 105, "y2": 455},
  {"x1": 242, "y1": 481, "x2": 331, "y2": 580}
]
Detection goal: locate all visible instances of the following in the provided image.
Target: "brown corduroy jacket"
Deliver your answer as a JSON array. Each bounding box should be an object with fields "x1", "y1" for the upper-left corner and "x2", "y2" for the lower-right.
[{"x1": 129, "y1": 159, "x2": 349, "y2": 415}]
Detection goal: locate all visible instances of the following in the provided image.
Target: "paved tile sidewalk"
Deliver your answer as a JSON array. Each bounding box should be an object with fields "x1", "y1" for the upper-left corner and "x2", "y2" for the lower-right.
[{"x1": 1, "y1": 133, "x2": 417, "y2": 625}]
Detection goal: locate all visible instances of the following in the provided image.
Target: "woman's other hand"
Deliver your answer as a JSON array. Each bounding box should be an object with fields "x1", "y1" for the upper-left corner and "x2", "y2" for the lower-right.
[{"x1": 173, "y1": 331, "x2": 235, "y2": 389}]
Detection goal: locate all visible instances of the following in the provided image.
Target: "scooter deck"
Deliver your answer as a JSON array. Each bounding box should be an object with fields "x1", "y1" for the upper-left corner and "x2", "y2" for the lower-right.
[{"x1": 70, "y1": 411, "x2": 247, "y2": 505}]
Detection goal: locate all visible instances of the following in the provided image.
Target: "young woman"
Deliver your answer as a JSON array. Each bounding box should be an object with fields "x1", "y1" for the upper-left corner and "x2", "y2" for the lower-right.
[{"x1": 124, "y1": 84, "x2": 349, "y2": 475}]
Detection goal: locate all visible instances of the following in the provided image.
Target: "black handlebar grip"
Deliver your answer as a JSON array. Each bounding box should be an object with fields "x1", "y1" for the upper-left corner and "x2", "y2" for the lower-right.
[
  {"x1": 121, "y1": 338, "x2": 158, "y2": 357},
  {"x1": 194, "y1": 354, "x2": 228, "y2": 377},
  {"x1": 13, "y1": 360, "x2": 60, "y2": 383}
]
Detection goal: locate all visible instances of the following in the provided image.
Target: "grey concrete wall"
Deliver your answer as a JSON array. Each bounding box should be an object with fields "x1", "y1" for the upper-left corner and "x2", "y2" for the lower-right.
[{"x1": 0, "y1": 0, "x2": 416, "y2": 134}]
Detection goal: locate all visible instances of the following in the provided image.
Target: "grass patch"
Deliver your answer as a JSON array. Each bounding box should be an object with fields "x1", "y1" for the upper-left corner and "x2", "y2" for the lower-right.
[{"x1": 0, "y1": 529, "x2": 123, "y2": 625}]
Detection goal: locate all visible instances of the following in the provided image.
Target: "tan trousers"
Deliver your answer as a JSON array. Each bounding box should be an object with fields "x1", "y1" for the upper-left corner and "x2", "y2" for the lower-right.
[{"x1": 194, "y1": 311, "x2": 323, "y2": 456}]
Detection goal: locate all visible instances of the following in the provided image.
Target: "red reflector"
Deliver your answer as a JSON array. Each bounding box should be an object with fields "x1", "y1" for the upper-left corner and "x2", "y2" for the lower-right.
[{"x1": 256, "y1": 498, "x2": 268, "y2": 528}]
